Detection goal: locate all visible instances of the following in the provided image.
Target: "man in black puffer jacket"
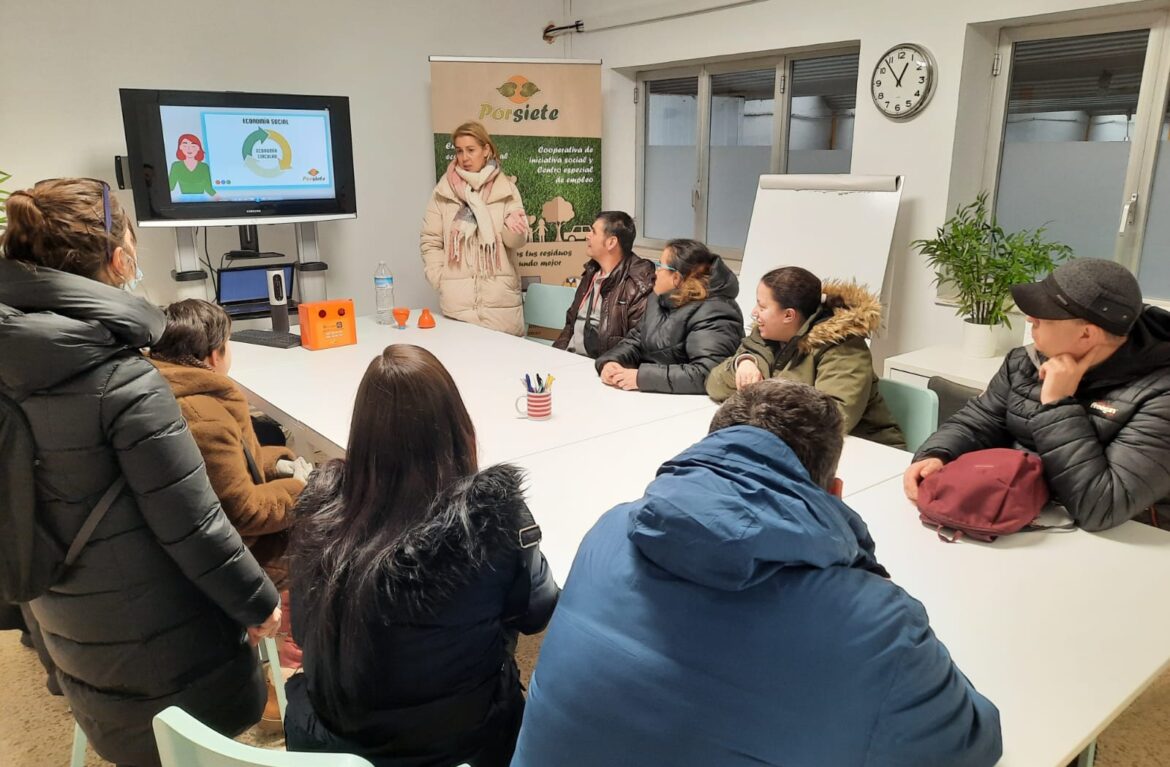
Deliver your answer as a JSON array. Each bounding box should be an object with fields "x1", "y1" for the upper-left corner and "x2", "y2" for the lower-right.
[
  {"x1": 904, "y1": 258, "x2": 1170, "y2": 532},
  {"x1": 0, "y1": 243, "x2": 279, "y2": 762}
]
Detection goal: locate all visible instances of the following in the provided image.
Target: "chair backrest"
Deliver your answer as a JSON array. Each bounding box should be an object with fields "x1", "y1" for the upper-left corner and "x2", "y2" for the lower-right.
[
  {"x1": 927, "y1": 375, "x2": 983, "y2": 424},
  {"x1": 523, "y1": 284, "x2": 576, "y2": 334},
  {"x1": 877, "y1": 378, "x2": 939, "y2": 453},
  {"x1": 152, "y1": 706, "x2": 374, "y2": 767}
]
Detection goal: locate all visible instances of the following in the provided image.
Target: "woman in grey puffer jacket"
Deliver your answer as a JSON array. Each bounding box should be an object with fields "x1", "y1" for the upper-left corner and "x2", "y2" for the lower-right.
[
  {"x1": 0, "y1": 179, "x2": 280, "y2": 767},
  {"x1": 596, "y1": 239, "x2": 744, "y2": 394}
]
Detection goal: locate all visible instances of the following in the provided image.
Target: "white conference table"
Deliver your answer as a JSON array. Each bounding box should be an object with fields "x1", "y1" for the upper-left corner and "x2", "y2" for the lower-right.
[
  {"x1": 847, "y1": 477, "x2": 1170, "y2": 767},
  {"x1": 512, "y1": 407, "x2": 915, "y2": 584},
  {"x1": 231, "y1": 316, "x2": 719, "y2": 465},
  {"x1": 230, "y1": 314, "x2": 1170, "y2": 767}
]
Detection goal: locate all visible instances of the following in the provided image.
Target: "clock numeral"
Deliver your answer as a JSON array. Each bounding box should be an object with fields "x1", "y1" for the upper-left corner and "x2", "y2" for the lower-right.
[
  {"x1": 919, "y1": 76, "x2": 926, "y2": 83},
  {"x1": 917, "y1": 62, "x2": 925, "y2": 70},
  {"x1": 898, "y1": 51, "x2": 906, "y2": 59},
  {"x1": 880, "y1": 67, "x2": 887, "y2": 74},
  {"x1": 875, "y1": 80, "x2": 882, "y2": 88},
  {"x1": 887, "y1": 56, "x2": 894, "y2": 65},
  {"x1": 895, "y1": 104, "x2": 901, "y2": 112},
  {"x1": 914, "y1": 90, "x2": 921, "y2": 97},
  {"x1": 884, "y1": 101, "x2": 890, "y2": 107},
  {"x1": 877, "y1": 93, "x2": 884, "y2": 100}
]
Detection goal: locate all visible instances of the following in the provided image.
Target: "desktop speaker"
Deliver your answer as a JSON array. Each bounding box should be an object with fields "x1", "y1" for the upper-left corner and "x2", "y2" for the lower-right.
[{"x1": 297, "y1": 299, "x2": 357, "y2": 350}]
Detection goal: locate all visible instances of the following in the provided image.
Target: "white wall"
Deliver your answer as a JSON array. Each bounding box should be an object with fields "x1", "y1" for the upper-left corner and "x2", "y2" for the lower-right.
[
  {"x1": 561, "y1": 0, "x2": 1148, "y2": 361},
  {"x1": 1, "y1": 0, "x2": 562, "y2": 314}
]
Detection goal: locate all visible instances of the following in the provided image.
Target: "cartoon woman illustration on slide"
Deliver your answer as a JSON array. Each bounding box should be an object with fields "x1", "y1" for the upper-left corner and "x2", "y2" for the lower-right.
[{"x1": 169, "y1": 134, "x2": 219, "y2": 199}]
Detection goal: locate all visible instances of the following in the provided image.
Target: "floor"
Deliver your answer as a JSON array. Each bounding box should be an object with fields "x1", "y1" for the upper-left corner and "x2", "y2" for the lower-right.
[{"x1": 1, "y1": 628, "x2": 1167, "y2": 766}]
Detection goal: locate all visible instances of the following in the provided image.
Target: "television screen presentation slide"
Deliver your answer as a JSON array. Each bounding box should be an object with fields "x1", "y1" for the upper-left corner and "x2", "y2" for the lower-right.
[{"x1": 160, "y1": 105, "x2": 336, "y2": 203}]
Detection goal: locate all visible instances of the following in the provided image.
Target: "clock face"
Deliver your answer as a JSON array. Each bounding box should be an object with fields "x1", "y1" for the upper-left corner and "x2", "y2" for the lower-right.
[{"x1": 871, "y1": 44, "x2": 935, "y2": 119}]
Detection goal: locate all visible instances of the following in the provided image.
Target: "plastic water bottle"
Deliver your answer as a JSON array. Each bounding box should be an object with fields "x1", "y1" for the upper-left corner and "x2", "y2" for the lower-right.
[{"x1": 374, "y1": 261, "x2": 395, "y2": 325}]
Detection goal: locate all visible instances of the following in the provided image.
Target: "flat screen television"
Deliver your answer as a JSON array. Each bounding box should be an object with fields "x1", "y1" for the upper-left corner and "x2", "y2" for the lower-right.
[{"x1": 119, "y1": 88, "x2": 357, "y2": 228}]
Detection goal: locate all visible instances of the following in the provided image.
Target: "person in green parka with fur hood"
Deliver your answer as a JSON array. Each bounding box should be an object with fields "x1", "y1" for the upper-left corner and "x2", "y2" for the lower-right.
[{"x1": 706, "y1": 266, "x2": 905, "y2": 448}]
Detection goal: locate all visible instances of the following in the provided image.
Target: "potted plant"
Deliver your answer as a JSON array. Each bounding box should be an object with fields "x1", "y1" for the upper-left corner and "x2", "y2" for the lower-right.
[{"x1": 913, "y1": 192, "x2": 1073, "y2": 357}]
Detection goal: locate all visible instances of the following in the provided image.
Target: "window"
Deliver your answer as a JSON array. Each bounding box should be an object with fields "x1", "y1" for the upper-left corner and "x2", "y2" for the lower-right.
[
  {"x1": 637, "y1": 50, "x2": 859, "y2": 258},
  {"x1": 983, "y1": 14, "x2": 1170, "y2": 302}
]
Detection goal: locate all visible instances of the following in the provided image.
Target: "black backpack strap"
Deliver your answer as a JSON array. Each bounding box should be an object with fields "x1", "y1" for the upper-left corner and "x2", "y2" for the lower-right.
[
  {"x1": 63, "y1": 477, "x2": 127, "y2": 568},
  {"x1": 242, "y1": 442, "x2": 264, "y2": 485}
]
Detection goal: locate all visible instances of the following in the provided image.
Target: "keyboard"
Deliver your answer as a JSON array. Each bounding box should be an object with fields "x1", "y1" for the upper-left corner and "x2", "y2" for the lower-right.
[{"x1": 231, "y1": 329, "x2": 302, "y2": 349}]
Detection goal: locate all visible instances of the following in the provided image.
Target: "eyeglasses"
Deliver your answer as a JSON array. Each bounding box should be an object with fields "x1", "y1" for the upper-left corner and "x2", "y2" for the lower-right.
[{"x1": 652, "y1": 261, "x2": 678, "y2": 273}]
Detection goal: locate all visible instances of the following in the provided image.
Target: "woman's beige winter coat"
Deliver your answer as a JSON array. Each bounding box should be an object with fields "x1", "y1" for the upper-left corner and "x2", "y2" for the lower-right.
[{"x1": 420, "y1": 173, "x2": 528, "y2": 336}]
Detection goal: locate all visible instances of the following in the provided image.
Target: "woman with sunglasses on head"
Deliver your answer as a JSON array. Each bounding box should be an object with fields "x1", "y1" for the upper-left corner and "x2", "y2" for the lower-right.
[
  {"x1": 596, "y1": 239, "x2": 744, "y2": 394},
  {"x1": 285, "y1": 344, "x2": 559, "y2": 767},
  {"x1": 0, "y1": 179, "x2": 280, "y2": 767}
]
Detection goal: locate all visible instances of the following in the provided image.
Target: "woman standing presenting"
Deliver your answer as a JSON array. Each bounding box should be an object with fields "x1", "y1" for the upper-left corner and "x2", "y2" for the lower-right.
[
  {"x1": 421, "y1": 121, "x2": 529, "y2": 336},
  {"x1": 0, "y1": 178, "x2": 279, "y2": 767}
]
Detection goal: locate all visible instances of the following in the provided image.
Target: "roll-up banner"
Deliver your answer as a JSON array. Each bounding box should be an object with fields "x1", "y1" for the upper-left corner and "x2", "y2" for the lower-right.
[{"x1": 430, "y1": 56, "x2": 602, "y2": 289}]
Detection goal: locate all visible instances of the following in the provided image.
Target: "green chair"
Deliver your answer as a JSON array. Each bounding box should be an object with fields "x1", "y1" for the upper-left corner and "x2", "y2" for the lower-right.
[
  {"x1": 259, "y1": 636, "x2": 287, "y2": 721},
  {"x1": 877, "y1": 378, "x2": 939, "y2": 453},
  {"x1": 523, "y1": 284, "x2": 576, "y2": 345},
  {"x1": 71, "y1": 637, "x2": 288, "y2": 766},
  {"x1": 153, "y1": 706, "x2": 375, "y2": 767}
]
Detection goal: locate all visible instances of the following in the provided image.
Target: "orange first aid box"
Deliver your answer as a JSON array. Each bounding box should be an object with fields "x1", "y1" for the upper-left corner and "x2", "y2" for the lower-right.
[{"x1": 297, "y1": 299, "x2": 357, "y2": 350}]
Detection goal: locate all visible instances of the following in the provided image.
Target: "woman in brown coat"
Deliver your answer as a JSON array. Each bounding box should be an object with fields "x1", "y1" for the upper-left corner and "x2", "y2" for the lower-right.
[{"x1": 150, "y1": 299, "x2": 308, "y2": 586}]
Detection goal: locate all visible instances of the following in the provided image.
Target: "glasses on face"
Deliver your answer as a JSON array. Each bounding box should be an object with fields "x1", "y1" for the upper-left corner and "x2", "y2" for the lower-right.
[{"x1": 653, "y1": 261, "x2": 678, "y2": 273}]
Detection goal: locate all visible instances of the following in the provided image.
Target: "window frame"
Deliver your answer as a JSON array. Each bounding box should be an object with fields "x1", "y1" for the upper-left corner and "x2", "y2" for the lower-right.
[
  {"x1": 980, "y1": 10, "x2": 1170, "y2": 302},
  {"x1": 634, "y1": 46, "x2": 859, "y2": 265}
]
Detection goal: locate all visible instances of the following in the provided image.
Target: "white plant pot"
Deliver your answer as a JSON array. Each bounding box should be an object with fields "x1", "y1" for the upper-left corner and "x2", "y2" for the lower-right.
[{"x1": 962, "y1": 321, "x2": 999, "y2": 358}]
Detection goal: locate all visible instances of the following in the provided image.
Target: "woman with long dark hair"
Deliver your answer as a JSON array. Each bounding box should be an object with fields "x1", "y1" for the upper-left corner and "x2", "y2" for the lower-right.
[
  {"x1": 705, "y1": 266, "x2": 905, "y2": 447},
  {"x1": 285, "y1": 344, "x2": 559, "y2": 767},
  {"x1": 595, "y1": 238, "x2": 743, "y2": 394}
]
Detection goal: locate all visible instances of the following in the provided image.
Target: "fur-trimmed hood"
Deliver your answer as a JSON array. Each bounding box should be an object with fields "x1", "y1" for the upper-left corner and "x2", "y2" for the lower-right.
[
  {"x1": 294, "y1": 461, "x2": 531, "y2": 616},
  {"x1": 797, "y1": 280, "x2": 883, "y2": 354}
]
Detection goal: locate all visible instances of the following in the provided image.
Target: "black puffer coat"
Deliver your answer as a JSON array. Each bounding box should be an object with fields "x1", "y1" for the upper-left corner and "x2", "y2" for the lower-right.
[
  {"x1": 595, "y1": 257, "x2": 744, "y2": 394},
  {"x1": 915, "y1": 305, "x2": 1170, "y2": 531},
  {"x1": 0, "y1": 260, "x2": 278, "y2": 767},
  {"x1": 286, "y1": 463, "x2": 560, "y2": 767}
]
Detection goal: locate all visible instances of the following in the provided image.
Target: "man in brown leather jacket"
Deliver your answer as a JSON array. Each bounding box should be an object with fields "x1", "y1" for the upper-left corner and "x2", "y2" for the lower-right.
[{"x1": 554, "y1": 211, "x2": 656, "y2": 358}]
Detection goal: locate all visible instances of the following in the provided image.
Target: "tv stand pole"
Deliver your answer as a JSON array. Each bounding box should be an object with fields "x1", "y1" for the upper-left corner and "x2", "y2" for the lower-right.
[
  {"x1": 295, "y1": 222, "x2": 329, "y2": 304},
  {"x1": 172, "y1": 228, "x2": 211, "y2": 301}
]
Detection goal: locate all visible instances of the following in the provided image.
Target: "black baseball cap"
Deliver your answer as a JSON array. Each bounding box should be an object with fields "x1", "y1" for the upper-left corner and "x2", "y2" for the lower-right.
[{"x1": 1011, "y1": 258, "x2": 1143, "y2": 336}]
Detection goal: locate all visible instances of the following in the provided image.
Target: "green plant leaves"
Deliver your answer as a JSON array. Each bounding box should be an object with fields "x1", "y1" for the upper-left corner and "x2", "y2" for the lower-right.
[
  {"x1": 497, "y1": 82, "x2": 519, "y2": 97},
  {"x1": 519, "y1": 81, "x2": 541, "y2": 98},
  {"x1": 912, "y1": 192, "x2": 1072, "y2": 328}
]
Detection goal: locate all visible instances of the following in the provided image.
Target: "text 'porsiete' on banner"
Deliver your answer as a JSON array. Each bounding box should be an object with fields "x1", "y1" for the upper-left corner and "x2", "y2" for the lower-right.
[{"x1": 429, "y1": 57, "x2": 602, "y2": 289}]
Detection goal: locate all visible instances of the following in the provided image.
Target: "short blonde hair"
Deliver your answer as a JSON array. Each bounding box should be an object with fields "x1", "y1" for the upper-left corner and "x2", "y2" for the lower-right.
[{"x1": 451, "y1": 121, "x2": 499, "y2": 161}]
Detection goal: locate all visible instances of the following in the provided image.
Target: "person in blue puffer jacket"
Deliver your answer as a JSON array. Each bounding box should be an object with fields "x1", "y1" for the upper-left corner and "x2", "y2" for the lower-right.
[{"x1": 512, "y1": 378, "x2": 1002, "y2": 767}]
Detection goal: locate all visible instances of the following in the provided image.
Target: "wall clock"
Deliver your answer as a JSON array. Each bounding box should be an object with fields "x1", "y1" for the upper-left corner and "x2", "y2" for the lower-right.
[{"x1": 871, "y1": 44, "x2": 936, "y2": 119}]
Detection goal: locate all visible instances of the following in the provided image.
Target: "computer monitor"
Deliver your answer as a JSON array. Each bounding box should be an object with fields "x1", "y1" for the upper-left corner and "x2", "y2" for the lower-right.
[{"x1": 119, "y1": 89, "x2": 357, "y2": 228}]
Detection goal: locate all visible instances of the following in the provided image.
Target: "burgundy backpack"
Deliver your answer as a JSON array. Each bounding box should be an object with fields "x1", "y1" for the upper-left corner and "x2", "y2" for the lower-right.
[{"x1": 916, "y1": 448, "x2": 1071, "y2": 542}]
